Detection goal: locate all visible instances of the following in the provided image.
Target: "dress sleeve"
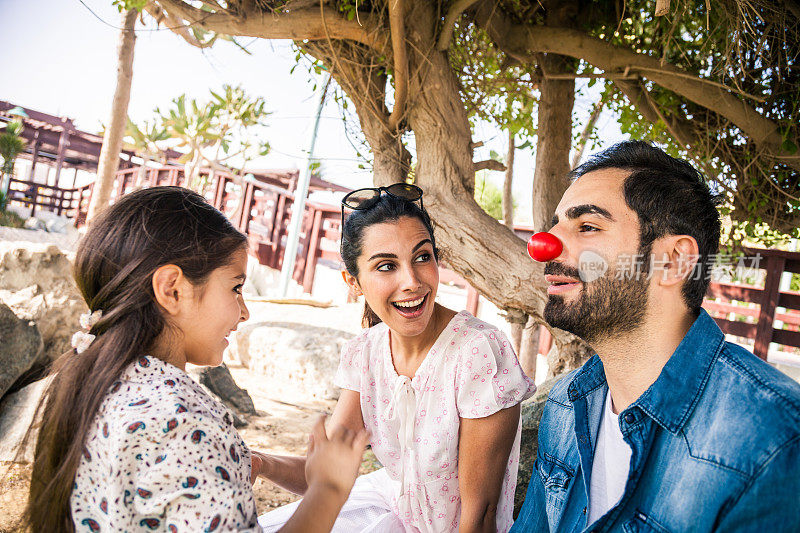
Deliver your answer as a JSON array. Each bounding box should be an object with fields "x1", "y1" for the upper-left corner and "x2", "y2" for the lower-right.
[
  {"x1": 334, "y1": 331, "x2": 369, "y2": 392},
  {"x1": 131, "y1": 412, "x2": 262, "y2": 532},
  {"x1": 455, "y1": 328, "x2": 536, "y2": 419}
]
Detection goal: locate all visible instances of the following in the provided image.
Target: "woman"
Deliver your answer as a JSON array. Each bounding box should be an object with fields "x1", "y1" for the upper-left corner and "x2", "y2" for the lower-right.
[{"x1": 257, "y1": 184, "x2": 535, "y2": 532}]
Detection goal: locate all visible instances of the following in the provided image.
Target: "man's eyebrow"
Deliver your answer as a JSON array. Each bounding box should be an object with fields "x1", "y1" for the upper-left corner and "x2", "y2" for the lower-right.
[
  {"x1": 565, "y1": 204, "x2": 615, "y2": 221},
  {"x1": 233, "y1": 274, "x2": 246, "y2": 281}
]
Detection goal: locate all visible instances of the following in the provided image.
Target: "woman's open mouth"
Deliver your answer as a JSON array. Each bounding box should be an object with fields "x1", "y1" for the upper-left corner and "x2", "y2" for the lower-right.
[{"x1": 391, "y1": 293, "x2": 428, "y2": 318}]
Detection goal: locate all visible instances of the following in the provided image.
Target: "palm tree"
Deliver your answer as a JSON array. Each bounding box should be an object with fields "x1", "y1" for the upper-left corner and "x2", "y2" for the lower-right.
[
  {"x1": 124, "y1": 116, "x2": 170, "y2": 189},
  {"x1": 0, "y1": 120, "x2": 27, "y2": 205},
  {"x1": 158, "y1": 85, "x2": 270, "y2": 192},
  {"x1": 86, "y1": 7, "x2": 138, "y2": 224}
]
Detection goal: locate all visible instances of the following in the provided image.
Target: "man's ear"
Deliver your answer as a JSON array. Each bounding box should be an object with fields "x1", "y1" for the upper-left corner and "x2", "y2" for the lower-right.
[
  {"x1": 341, "y1": 270, "x2": 362, "y2": 296},
  {"x1": 654, "y1": 235, "x2": 700, "y2": 287},
  {"x1": 152, "y1": 264, "x2": 189, "y2": 315}
]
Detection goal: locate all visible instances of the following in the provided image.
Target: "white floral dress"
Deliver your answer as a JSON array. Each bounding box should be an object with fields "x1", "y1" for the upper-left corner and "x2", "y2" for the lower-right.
[
  {"x1": 70, "y1": 355, "x2": 261, "y2": 532},
  {"x1": 259, "y1": 310, "x2": 535, "y2": 533}
]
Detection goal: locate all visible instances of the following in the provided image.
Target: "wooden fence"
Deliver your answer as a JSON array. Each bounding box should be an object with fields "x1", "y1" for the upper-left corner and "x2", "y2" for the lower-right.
[{"x1": 7, "y1": 167, "x2": 800, "y2": 361}]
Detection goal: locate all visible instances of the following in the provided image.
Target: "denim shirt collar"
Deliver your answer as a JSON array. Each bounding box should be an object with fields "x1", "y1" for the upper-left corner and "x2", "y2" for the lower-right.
[{"x1": 567, "y1": 309, "x2": 726, "y2": 435}]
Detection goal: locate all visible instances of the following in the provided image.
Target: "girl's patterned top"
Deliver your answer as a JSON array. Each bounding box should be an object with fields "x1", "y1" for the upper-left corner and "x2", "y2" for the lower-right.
[
  {"x1": 70, "y1": 355, "x2": 261, "y2": 532},
  {"x1": 334, "y1": 311, "x2": 536, "y2": 533}
]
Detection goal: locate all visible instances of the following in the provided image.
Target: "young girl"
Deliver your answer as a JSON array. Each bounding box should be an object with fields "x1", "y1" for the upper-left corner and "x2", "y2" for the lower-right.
[
  {"x1": 258, "y1": 185, "x2": 535, "y2": 532},
  {"x1": 25, "y1": 187, "x2": 369, "y2": 532}
]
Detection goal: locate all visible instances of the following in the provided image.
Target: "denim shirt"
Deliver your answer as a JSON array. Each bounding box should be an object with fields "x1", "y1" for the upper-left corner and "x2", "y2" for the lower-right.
[{"x1": 512, "y1": 310, "x2": 800, "y2": 532}]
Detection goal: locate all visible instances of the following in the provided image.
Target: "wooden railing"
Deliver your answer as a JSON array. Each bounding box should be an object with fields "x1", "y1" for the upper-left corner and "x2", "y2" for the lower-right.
[
  {"x1": 533, "y1": 248, "x2": 800, "y2": 360},
  {"x1": 6, "y1": 177, "x2": 92, "y2": 221},
  {"x1": 8, "y1": 168, "x2": 800, "y2": 362}
]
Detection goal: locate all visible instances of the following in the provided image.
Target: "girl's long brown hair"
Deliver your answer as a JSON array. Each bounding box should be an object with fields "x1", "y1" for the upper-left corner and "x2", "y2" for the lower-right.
[{"x1": 24, "y1": 187, "x2": 247, "y2": 532}]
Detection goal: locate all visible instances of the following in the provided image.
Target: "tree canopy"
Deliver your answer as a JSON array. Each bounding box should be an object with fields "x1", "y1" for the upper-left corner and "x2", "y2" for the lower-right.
[{"x1": 115, "y1": 0, "x2": 799, "y2": 369}]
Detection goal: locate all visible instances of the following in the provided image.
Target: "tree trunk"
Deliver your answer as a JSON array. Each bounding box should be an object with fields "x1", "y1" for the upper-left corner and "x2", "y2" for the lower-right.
[
  {"x1": 531, "y1": 1, "x2": 593, "y2": 376},
  {"x1": 86, "y1": 9, "x2": 137, "y2": 223},
  {"x1": 503, "y1": 129, "x2": 537, "y2": 378},
  {"x1": 531, "y1": 54, "x2": 574, "y2": 234}
]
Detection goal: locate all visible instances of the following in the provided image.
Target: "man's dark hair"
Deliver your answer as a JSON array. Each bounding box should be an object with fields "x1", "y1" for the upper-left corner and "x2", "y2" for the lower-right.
[{"x1": 570, "y1": 141, "x2": 722, "y2": 313}]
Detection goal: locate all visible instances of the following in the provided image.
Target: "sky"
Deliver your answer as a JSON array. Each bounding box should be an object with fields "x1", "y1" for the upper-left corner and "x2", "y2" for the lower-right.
[{"x1": 0, "y1": 0, "x2": 627, "y2": 223}]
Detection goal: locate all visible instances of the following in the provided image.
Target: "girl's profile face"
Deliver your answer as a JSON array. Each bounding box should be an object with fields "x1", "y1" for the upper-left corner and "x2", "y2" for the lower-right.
[
  {"x1": 351, "y1": 216, "x2": 439, "y2": 339},
  {"x1": 178, "y1": 248, "x2": 250, "y2": 368}
]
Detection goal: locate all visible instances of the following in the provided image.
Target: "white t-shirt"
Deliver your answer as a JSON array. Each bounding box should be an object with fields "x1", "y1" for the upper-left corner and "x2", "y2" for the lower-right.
[{"x1": 587, "y1": 389, "x2": 632, "y2": 525}]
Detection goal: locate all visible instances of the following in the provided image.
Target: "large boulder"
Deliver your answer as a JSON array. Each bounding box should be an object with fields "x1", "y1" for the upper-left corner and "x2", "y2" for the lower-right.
[
  {"x1": 0, "y1": 303, "x2": 43, "y2": 398},
  {"x1": 0, "y1": 243, "x2": 87, "y2": 364},
  {"x1": 514, "y1": 373, "x2": 569, "y2": 517},
  {"x1": 229, "y1": 321, "x2": 354, "y2": 401},
  {"x1": 0, "y1": 376, "x2": 52, "y2": 463},
  {"x1": 185, "y1": 364, "x2": 254, "y2": 428}
]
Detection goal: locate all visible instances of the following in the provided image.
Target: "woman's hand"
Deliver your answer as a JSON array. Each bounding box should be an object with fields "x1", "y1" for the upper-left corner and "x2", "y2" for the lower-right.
[
  {"x1": 250, "y1": 450, "x2": 271, "y2": 484},
  {"x1": 304, "y1": 415, "x2": 370, "y2": 499}
]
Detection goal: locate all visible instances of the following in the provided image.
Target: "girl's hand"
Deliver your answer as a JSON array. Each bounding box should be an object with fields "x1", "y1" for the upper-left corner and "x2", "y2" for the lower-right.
[{"x1": 304, "y1": 415, "x2": 370, "y2": 499}]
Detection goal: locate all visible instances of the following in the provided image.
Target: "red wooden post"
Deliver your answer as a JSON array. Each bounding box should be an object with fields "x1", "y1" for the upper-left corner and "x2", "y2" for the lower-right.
[
  {"x1": 115, "y1": 170, "x2": 126, "y2": 199},
  {"x1": 52, "y1": 126, "x2": 70, "y2": 187},
  {"x1": 55, "y1": 187, "x2": 64, "y2": 216},
  {"x1": 302, "y1": 209, "x2": 324, "y2": 294},
  {"x1": 213, "y1": 174, "x2": 227, "y2": 210},
  {"x1": 271, "y1": 195, "x2": 288, "y2": 270},
  {"x1": 27, "y1": 131, "x2": 40, "y2": 181},
  {"x1": 29, "y1": 185, "x2": 38, "y2": 217},
  {"x1": 169, "y1": 168, "x2": 179, "y2": 186},
  {"x1": 754, "y1": 254, "x2": 786, "y2": 360},
  {"x1": 466, "y1": 284, "x2": 480, "y2": 316},
  {"x1": 239, "y1": 182, "x2": 255, "y2": 233}
]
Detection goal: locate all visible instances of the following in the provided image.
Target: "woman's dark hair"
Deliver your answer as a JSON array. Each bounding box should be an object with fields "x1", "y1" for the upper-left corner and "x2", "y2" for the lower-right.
[
  {"x1": 340, "y1": 192, "x2": 437, "y2": 328},
  {"x1": 570, "y1": 141, "x2": 722, "y2": 313},
  {"x1": 25, "y1": 186, "x2": 247, "y2": 532}
]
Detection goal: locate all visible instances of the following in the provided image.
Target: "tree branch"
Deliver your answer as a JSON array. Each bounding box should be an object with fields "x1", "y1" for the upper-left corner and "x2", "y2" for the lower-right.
[
  {"x1": 437, "y1": 0, "x2": 480, "y2": 51},
  {"x1": 473, "y1": 2, "x2": 798, "y2": 166},
  {"x1": 387, "y1": 0, "x2": 409, "y2": 131},
  {"x1": 571, "y1": 91, "x2": 607, "y2": 168},
  {"x1": 145, "y1": 3, "x2": 217, "y2": 49},
  {"x1": 154, "y1": 0, "x2": 388, "y2": 52},
  {"x1": 473, "y1": 159, "x2": 506, "y2": 172}
]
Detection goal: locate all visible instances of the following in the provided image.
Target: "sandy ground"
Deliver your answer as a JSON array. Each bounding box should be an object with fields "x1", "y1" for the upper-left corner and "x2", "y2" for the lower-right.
[{"x1": 0, "y1": 300, "x2": 378, "y2": 533}]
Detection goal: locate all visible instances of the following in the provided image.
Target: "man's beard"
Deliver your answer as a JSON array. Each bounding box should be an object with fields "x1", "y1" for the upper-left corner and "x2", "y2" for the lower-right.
[{"x1": 543, "y1": 253, "x2": 650, "y2": 345}]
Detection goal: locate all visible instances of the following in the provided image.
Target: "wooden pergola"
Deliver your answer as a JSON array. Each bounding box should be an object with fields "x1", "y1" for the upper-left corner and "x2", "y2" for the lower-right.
[
  {"x1": 0, "y1": 100, "x2": 142, "y2": 187},
  {"x1": 0, "y1": 100, "x2": 351, "y2": 195}
]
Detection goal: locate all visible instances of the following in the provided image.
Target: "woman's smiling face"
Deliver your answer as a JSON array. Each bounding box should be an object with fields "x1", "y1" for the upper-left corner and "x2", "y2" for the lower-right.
[{"x1": 350, "y1": 216, "x2": 439, "y2": 338}]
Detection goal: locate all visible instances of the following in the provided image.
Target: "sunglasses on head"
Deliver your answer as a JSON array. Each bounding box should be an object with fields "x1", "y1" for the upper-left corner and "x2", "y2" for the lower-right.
[
  {"x1": 340, "y1": 183, "x2": 424, "y2": 229},
  {"x1": 341, "y1": 183, "x2": 424, "y2": 211}
]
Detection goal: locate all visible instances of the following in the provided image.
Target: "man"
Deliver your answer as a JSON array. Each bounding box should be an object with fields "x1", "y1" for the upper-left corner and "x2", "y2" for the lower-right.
[{"x1": 511, "y1": 141, "x2": 800, "y2": 532}]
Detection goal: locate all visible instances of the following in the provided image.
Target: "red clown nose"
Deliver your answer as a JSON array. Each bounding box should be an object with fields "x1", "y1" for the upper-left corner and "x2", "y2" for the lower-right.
[{"x1": 527, "y1": 232, "x2": 563, "y2": 262}]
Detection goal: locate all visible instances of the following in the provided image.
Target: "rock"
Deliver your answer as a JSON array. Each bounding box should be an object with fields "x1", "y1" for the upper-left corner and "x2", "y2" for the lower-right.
[
  {"x1": 199, "y1": 363, "x2": 257, "y2": 415},
  {"x1": 0, "y1": 376, "x2": 52, "y2": 463},
  {"x1": 0, "y1": 303, "x2": 43, "y2": 398},
  {"x1": 229, "y1": 321, "x2": 353, "y2": 401},
  {"x1": 514, "y1": 373, "x2": 569, "y2": 517},
  {"x1": 0, "y1": 243, "x2": 87, "y2": 364},
  {"x1": 185, "y1": 365, "x2": 252, "y2": 428},
  {"x1": 23, "y1": 218, "x2": 46, "y2": 232}
]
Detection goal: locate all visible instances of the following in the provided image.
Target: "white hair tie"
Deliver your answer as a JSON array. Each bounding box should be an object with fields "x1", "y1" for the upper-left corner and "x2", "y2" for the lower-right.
[{"x1": 72, "y1": 310, "x2": 103, "y2": 354}]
